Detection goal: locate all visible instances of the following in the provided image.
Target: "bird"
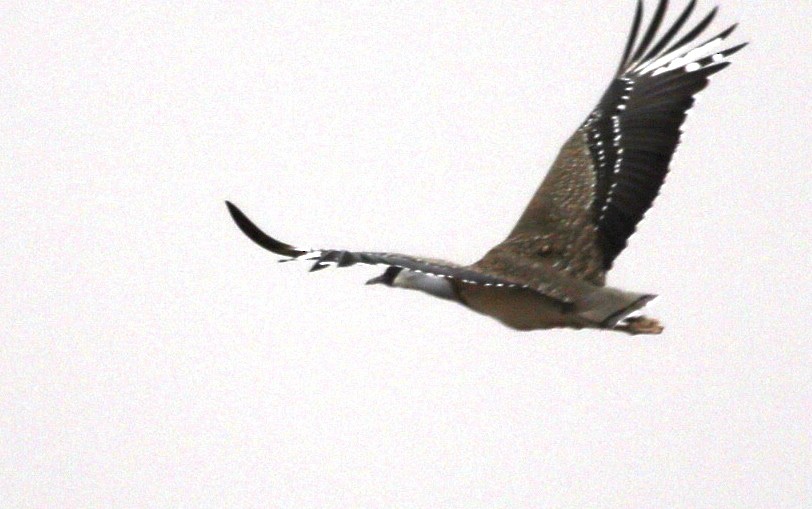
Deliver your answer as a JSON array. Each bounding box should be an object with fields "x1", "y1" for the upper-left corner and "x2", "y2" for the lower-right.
[{"x1": 227, "y1": 0, "x2": 746, "y2": 335}]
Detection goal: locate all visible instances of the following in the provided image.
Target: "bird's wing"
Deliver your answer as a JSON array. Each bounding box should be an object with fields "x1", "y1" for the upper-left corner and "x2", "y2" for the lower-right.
[
  {"x1": 226, "y1": 202, "x2": 575, "y2": 303},
  {"x1": 500, "y1": 0, "x2": 746, "y2": 281}
]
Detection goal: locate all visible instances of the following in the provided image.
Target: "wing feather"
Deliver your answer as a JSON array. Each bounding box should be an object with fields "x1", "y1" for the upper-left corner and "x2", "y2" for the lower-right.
[
  {"x1": 639, "y1": 0, "x2": 697, "y2": 63},
  {"x1": 663, "y1": 7, "x2": 718, "y2": 55},
  {"x1": 503, "y1": 1, "x2": 745, "y2": 275},
  {"x1": 617, "y1": 1, "x2": 645, "y2": 75},
  {"x1": 225, "y1": 202, "x2": 569, "y2": 297},
  {"x1": 630, "y1": 0, "x2": 669, "y2": 64},
  {"x1": 585, "y1": 4, "x2": 745, "y2": 268}
]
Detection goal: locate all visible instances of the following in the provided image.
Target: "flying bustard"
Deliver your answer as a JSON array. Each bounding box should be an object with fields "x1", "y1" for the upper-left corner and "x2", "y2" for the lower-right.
[{"x1": 227, "y1": 0, "x2": 746, "y2": 335}]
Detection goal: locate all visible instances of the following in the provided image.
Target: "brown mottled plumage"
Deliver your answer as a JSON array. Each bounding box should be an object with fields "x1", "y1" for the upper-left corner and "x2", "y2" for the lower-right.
[
  {"x1": 227, "y1": 0, "x2": 746, "y2": 335},
  {"x1": 480, "y1": 132, "x2": 606, "y2": 287}
]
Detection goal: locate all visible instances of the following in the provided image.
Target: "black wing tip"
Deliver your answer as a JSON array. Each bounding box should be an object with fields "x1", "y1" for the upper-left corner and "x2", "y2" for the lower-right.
[
  {"x1": 719, "y1": 22, "x2": 738, "y2": 39},
  {"x1": 621, "y1": 1, "x2": 746, "y2": 76},
  {"x1": 225, "y1": 201, "x2": 307, "y2": 258},
  {"x1": 225, "y1": 200, "x2": 241, "y2": 219},
  {"x1": 725, "y1": 41, "x2": 748, "y2": 55},
  {"x1": 702, "y1": 5, "x2": 720, "y2": 24},
  {"x1": 630, "y1": 0, "x2": 669, "y2": 63},
  {"x1": 617, "y1": 0, "x2": 645, "y2": 75}
]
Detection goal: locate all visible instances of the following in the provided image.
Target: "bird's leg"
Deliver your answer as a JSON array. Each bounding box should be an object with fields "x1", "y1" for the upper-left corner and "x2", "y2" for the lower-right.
[{"x1": 614, "y1": 316, "x2": 664, "y2": 335}]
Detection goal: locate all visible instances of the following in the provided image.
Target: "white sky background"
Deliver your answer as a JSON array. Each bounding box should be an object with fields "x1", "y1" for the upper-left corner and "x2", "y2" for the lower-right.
[{"x1": 2, "y1": 1, "x2": 810, "y2": 507}]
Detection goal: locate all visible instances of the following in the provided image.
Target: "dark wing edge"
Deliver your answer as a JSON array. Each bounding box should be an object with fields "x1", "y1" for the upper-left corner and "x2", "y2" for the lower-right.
[
  {"x1": 225, "y1": 202, "x2": 549, "y2": 295},
  {"x1": 226, "y1": 201, "x2": 307, "y2": 258},
  {"x1": 586, "y1": 0, "x2": 747, "y2": 269}
]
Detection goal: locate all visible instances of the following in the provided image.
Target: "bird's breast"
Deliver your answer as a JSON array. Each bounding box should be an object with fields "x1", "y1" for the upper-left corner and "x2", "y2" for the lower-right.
[{"x1": 456, "y1": 283, "x2": 577, "y2": 331}]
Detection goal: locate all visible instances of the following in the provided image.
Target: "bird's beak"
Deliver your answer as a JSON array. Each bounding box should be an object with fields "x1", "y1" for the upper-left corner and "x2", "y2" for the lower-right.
[{"x1": 365, "y1": 266, "x2": 401, "y2": 286}]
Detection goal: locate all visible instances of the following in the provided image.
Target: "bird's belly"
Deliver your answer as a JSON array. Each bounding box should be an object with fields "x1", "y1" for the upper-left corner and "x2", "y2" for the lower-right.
[{"x1": 458, "y1": 284, "x2": 576, "y2": 331}]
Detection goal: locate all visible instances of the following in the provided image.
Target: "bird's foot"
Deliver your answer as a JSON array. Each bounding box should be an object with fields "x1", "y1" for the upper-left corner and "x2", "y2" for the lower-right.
[{"x1": 615, "y1": 316, "x2": 664, "y2": 335}]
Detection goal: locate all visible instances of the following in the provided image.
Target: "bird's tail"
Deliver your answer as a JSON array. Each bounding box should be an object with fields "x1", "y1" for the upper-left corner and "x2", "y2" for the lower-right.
[{"x1": 576, "y1": 286, "x2": 656, "y2": 328}]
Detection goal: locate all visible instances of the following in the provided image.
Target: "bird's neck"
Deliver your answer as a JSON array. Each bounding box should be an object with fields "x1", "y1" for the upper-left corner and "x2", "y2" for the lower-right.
[{"x1": 393, "y1": 271, "x2": 458, "y2": 302}]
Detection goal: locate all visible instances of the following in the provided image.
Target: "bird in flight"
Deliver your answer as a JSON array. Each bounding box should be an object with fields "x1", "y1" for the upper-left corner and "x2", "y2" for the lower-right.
[{"x1": 227, "y1": 0, "x2": 746, "y2": 335}]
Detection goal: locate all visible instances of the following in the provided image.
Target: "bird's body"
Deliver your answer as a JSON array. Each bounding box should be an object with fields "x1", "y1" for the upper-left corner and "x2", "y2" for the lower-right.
[
  {"x1": 456, "y1": 281, "x2": 652, "y2": 332},
  {"x1": 228, "y1": 0, "x2": 746, "y2": 335}
]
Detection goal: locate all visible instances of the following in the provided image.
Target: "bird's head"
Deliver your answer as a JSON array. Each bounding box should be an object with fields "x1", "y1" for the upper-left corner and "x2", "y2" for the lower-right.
[{"x1": 365, "y1": 266, "x2": 402, "y2": 286}]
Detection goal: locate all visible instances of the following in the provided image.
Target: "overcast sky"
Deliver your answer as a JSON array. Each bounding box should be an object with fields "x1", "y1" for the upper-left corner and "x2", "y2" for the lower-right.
[{"x1": 2, "y1": 1, "x2": 810, "y2": 507}]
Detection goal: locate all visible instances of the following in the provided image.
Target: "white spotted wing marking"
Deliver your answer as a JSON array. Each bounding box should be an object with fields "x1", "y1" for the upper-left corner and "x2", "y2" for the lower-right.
[{"x1": 580, "y1": 0, "x2": 746, "y2": 268}]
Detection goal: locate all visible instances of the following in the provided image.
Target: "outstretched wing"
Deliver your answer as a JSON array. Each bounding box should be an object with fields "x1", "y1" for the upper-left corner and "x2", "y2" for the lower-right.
[
  {"x1": 503, "y1": 0, "x2": 746, "y2": 280},
  {"x1": 226, "y1": 201, "x2": 539, "y2": 292}
]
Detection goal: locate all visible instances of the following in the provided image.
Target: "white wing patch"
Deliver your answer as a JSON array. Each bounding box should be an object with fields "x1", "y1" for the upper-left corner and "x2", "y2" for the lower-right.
[{"x1": 643, "y1": 37, "x2": 728, "y2": 77}]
